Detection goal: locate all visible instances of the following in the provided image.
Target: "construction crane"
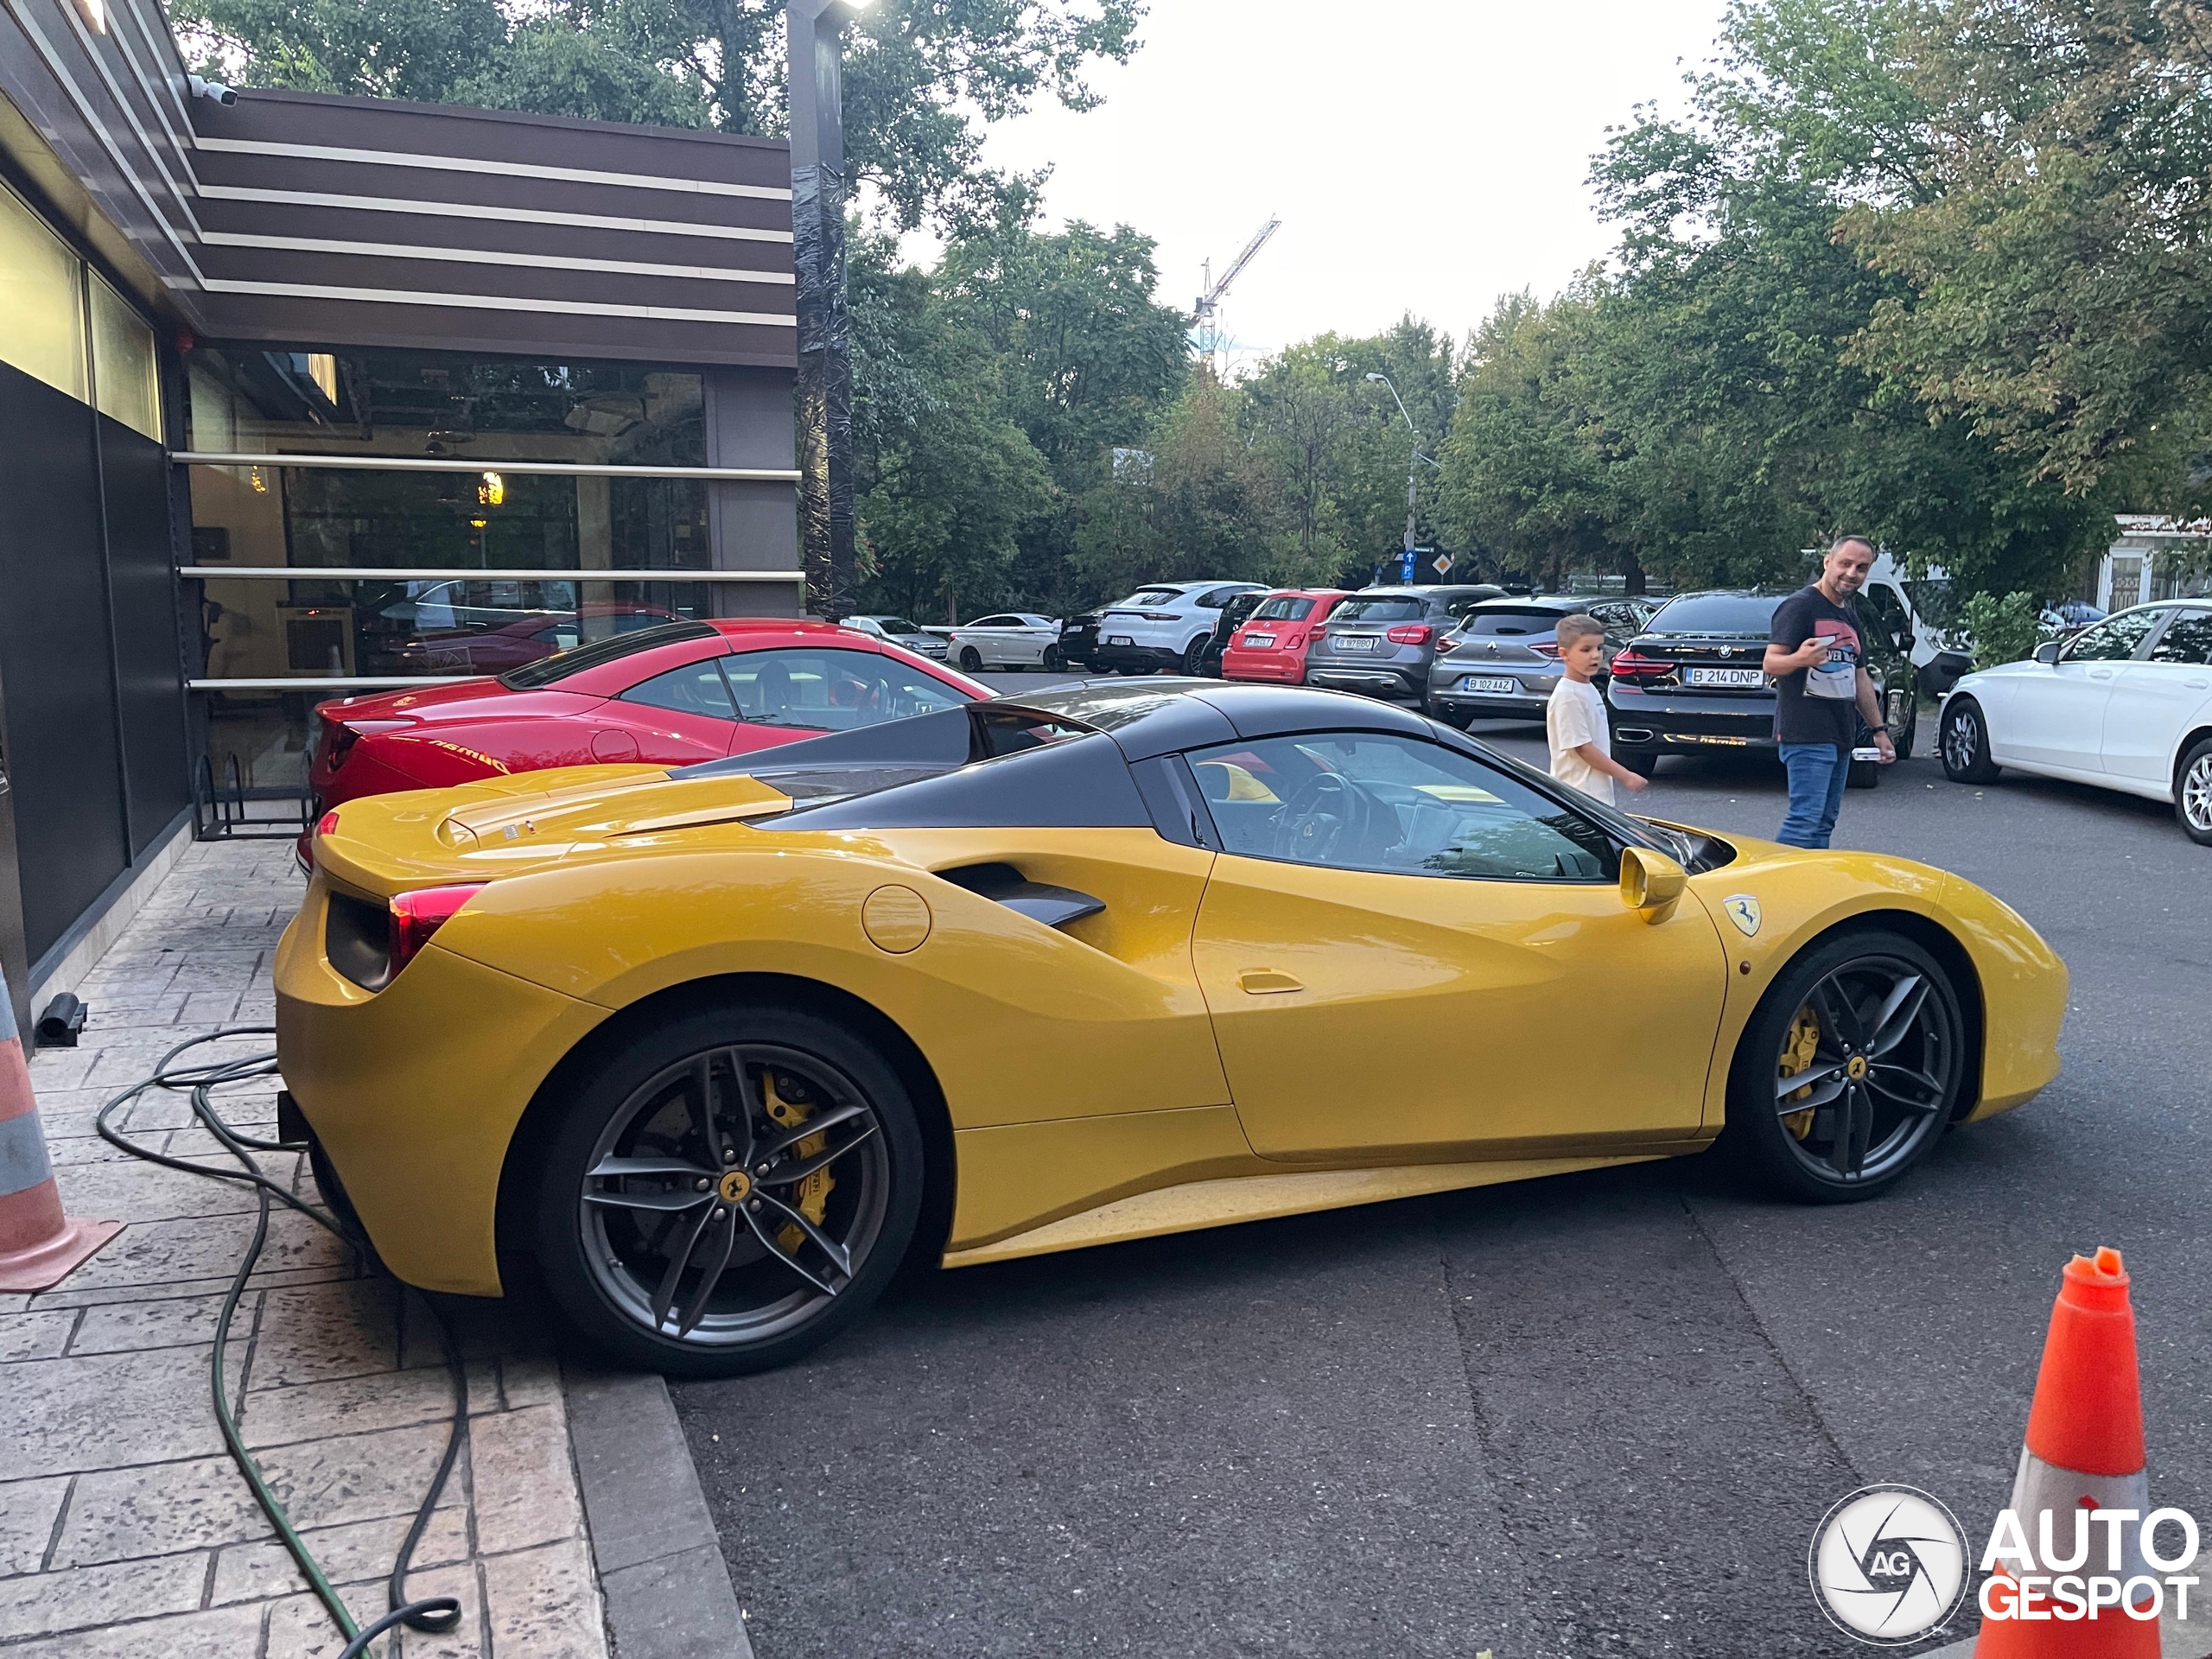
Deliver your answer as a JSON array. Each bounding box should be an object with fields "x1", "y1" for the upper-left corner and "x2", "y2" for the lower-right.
[{"x1": 1193, "y1": 216, "x2": 1281, "y2": 374}]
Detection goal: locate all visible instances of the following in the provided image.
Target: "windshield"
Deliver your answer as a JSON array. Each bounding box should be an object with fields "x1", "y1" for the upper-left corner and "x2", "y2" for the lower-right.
[
  {"x1": 1457, "y1": 607, "x2": 1566, "y2": 636},
  {"x1": 1333, "y1": 596, "x2": 1425, "y2": 623},
  {"x1": 1643, "y1": 594, "x2": 1781, "y2": 635},
  {"x1": 1113, "y1": 588, "x2": 1184, "y2": 608},
  {"x1": 499, "y1": 620, "x2": 715, "y2": 688},
  {"x1": 1253, "y1": 596, "x2": 1313, "y2": 622}
]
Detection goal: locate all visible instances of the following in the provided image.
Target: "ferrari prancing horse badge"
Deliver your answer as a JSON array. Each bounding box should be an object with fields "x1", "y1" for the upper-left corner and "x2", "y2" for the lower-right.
[{"x1": 1724, "y1": 894, "x2": 1762, "y2": 938}]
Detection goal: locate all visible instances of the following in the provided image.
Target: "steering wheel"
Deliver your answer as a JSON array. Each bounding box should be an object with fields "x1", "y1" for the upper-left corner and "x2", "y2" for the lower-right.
[{"x1": 1271, "y1": 772, "x2": 1383, "y2": 865}]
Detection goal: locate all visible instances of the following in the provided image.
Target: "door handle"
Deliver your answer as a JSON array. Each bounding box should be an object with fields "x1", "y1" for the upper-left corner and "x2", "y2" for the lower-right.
[
  {"x1": 1238, "y1": 969, "x2": 1305, "y2": 995},
  {"x1": 2187, "y1": 680, "x2": 2209, "y2": 690},
  {"x1": 2088, "y1": 669, "x2": 2114, "y2": 680}
]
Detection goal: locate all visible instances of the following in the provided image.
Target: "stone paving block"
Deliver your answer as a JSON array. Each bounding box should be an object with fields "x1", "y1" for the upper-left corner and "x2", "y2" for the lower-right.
[
  {"x1": 0, "y1": 1549, "x2": 209, "y2": 1639},
  {"x1": 0, "y1": 1602, "x2": 264, "y2": 1659},
  {"x1": 29, "y1": 1261, "x2": 360, "y2": 1311},
  {"x1": 484, "y1": 1535, "x2": 605, "y2": 1659},
  {"x1": 0, "y1": 1476, "x2": 70, "y2": 1573},
  {"x1": 211, "y1": 1505, "x2": 471, "y2": 1606},
  {"x1": 54, "y1": 1158, "x2": 259, "y2": 1222},
  {"x1": 54, "y1": 1453, "x2": 269, "y2": 1566},
  {"x1": 384, "y1": 1558, "x2": 485, "y2": 1659},
  {"x1": 470, "y1": 1404, "x2": 584, "y2": 1556},
  {"x1": 10, "y1": 1347, "x2": 235, "y2": 1478},
  {"x1": 252, "y1": 1280, "x2": 401, "y2": 1386},
  {"x1": 238, "y1": 1360, "x2": 495, "y2": 1449},
  {"x1": 260, "y1": 1419, "x2": 460, "y2": 1533},
  {"x1": 60, "y1": 1206, "x2": 344, "y2": 1294},
  {"x1": 43, "y1": 1134, "x2": 141, "y2": 1166},
  {"x1": 69, "y1": 1290, "x2": 241, "y2": 1355},
  {"x1": 265, "y1": 1583, "x2": 388, "y2": 1659},
  {"x1": 0, "y1": 1306, "x2": 76, "y2": 1361},
  {"x1": 500, "y1": 1354, "x2": 562, "y2": 1411}
]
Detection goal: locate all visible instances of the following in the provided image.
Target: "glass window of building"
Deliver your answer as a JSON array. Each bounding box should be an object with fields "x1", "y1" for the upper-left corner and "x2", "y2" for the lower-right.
[
  {"x1": 0, "y1": 181, "x2": 88, "y2": 402},
  {"x1": 88, "y1": 270, "x2": 162, "y2": 440}
]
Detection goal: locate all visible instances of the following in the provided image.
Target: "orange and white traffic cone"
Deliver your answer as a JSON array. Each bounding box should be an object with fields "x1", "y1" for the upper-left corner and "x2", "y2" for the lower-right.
[
  {"x1": 0, "y1": 969, "x2": 121, "y2": 1291},
  {"x1": 1975, "y1": 1248, "x2": 2162, "y2": 1656}
]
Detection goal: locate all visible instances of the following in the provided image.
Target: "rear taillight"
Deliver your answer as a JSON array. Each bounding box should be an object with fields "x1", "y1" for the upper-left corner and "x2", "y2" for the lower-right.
[
  {"x1": 1530, "y1": 641, "x2": 1562, "y2": 658},
  {"x1": 388, "y1": 884, "x2": 486, "y2": 976},
  {"x1": 1386, "y1": 625, "x2": 1433, "y2": 645},
  {"x1": 1610, "y1": 650, "x2": 1671, "y2": 679},
  {"x1": 323, "y1": 722, "x2": 361, "y2": 772},
  {"x1": 316, "y1": 810, "x2": 340, "y2": 838},
  {"x1": 1282, "y1": 630, "x2": 1306, "y2": 650}
]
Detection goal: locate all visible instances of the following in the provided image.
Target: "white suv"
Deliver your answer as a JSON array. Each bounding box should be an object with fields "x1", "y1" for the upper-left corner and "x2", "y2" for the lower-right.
[{"x1": 1093, "y1": 582, "x2": 1265, "y2": 675}]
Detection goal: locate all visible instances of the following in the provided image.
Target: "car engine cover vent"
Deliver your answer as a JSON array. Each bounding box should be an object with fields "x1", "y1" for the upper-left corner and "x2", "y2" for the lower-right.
[{"x1": 933, "y1": 862, "x2": 1105, "y2": 930}]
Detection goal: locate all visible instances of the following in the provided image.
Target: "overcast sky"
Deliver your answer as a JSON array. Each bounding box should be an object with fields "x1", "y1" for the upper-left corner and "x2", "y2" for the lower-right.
[{"x1": 962, "y1": 0, "x2": 1729, "y2": 367}]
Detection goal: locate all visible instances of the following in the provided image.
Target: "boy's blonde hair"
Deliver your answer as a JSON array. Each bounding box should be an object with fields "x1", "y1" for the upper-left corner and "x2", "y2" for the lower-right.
[{"x1": 1555, "y1": 613, "x2": 1606, "y2": 649}]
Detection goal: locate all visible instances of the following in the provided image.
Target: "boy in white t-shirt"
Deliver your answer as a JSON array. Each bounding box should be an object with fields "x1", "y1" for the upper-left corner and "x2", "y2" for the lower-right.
[{"x1": 1547, "y1": 613, "x2": 1648, "y2": 804}]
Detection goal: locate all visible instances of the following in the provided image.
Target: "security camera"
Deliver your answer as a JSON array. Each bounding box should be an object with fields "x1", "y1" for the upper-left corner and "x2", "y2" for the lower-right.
[{"x1": 188, "y1": 73, "x2": 238, "y2": 105}]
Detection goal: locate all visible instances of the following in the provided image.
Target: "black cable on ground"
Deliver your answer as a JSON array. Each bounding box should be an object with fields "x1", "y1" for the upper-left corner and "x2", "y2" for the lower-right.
[{"x1": 96, "y1": 1028, "x2": 466, "y2": 1655}]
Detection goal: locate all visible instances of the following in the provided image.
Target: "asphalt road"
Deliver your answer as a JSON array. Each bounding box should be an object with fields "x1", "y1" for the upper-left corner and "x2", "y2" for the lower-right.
[{"x1": 675, "y1": 675, "x2": 2211, "y2": 1658}]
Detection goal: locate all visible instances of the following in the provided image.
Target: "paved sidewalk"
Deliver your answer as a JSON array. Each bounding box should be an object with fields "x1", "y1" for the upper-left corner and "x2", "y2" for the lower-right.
[{"x1": 0, "y1": 841, "x2": 608, "y2": 1658}]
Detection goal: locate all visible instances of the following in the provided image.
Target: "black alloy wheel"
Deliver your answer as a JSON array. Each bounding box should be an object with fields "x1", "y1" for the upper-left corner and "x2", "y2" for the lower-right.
[
  {"x1": 1939, "y1": 696, "x2": 2001, "y2": 784},
  {"x1": 1724, "y1": 930, "x2": 1967, "y2": 1203},
  {"x1": 531, "y1": 1004, "x2": 923, "y2": 1375},
  {"x1": 2177, "y1": 736, "x2": 2212, "y2": 846},
  {"x1": 1041, "y1": 645, "x2": 1064, "y2": 673},
  {"x1": 958, "y1": 646, "x2": 983, "y2": 673},
  {"x1": 1885, "y1": 684, "x2": 1919, "y2": 761},
  {"x1": 1181, "y1": 636, "x2": 1210, "y2": 676}
]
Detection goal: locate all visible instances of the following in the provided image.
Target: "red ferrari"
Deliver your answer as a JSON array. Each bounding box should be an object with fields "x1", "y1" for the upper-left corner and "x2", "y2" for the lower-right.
[
  {"x1": 1220, "y1": 589, "x2": 1351, "y2": 684},
  {"x1": 306, "y1": 619, "x2": 988, "y2": 860}
]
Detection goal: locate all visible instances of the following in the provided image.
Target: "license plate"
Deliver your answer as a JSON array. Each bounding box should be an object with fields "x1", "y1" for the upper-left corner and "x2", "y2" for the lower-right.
[
  {"x1": 1687, "y1": 666, "x2": 1766, "y2": 687},
  {"x1": 1244, "y1": 634, "x2": 1275, "y2": 649},
  {"x1": 1332, "y1": 635, "x2": 1376, "y2": 652},
  {"x1": 1460, "y1": 676, "x2": 1517, "y2": 695},
  {"x1": 1108, "y1": 635, "x2": 1134, "y2": 646}
]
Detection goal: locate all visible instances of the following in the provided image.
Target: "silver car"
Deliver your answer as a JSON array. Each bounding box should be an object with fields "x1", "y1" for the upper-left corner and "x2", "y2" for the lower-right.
[
  {"x1": 1424, "y1": 595, "x2": 1657, "y2": 728},
  {"x1": 843, "y1": 614, "x2": 950, "y2": 660},
  {"x1": 1303, "y1": 585, "x2": 1504, "y2": 700}
]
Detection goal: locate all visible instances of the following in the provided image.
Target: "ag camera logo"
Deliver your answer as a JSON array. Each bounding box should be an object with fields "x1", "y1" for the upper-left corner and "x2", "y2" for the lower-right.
[{"x1": 1809, "y1": 1484, "x2": 1971, "y2": 1644}]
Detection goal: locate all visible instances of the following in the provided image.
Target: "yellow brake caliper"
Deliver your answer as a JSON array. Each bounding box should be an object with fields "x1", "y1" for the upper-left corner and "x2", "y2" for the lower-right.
[
  {"x1": 1779, "y1": 1007, "x2": 1821, "y2": 1140},
  {"x1": 761, "y1": 1074, "x2": 832, "y2": 1253}
]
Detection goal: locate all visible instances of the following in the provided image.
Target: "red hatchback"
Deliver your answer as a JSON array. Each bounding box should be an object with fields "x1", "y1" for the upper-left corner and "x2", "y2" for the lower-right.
[
  {"x1": 1220, "y1": 589, "x2": 1352, "y2": 684},
  {"x1": 306, "y1": 619, "x2": 988, "y2": 855}
]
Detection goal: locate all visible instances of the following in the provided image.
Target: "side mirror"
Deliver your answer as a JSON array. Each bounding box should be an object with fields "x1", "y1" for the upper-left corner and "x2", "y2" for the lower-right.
[
  {"x1": 2033, "y1": 640, "x2": 2063, "y2": 665},
  {"x1": 1619, "y1": 845, "x2": 1687, "y2": 925}
]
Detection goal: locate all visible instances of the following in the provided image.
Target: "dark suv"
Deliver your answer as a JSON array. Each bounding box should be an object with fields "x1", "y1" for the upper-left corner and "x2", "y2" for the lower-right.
[
  {"x1": 1304, "y1": 585, "x2": 1506, "y2": 701},
  {"x1": 1605, "y1": 589, "x2": 1918, "y2": 785}
]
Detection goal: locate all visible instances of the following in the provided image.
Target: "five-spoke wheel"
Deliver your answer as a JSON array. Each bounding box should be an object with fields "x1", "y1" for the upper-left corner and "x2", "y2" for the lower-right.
[
  {"x1": 532, "y1": 1004, "x2": 923, "y2": 1374},
  {"x1": 2176, "y1": 737, "x2": 2212, "y2": 847},
  {"x1": 1726, "y1": 931, "x2": 1966, "y2": 1201}
]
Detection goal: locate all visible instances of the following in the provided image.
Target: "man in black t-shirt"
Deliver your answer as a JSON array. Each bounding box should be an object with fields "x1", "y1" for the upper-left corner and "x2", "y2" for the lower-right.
[{"x1": 1762, "y1": 537, "x2": 1896, "y2": 848}]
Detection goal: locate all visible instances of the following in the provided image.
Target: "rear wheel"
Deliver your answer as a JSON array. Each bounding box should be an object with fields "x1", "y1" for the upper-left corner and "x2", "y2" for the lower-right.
[
  {"x1": 1723, "y1": 930, "x2": 1966, "y2": 1203},
  {"x1": 958, "y1": 646, "x2": 983, "y2": 674},
  {"x1": 1041, "y1": 645, "x2": 1064, "y2": 673},
  {"x1": 1886, "y1": 685, "x2": 1919, "y2": 760},
  {"x1": 531, "y1": 1003, "x2": 924, "y2": 1376},
  {"x1": 2176, "y1": 737, "x2": 2212, "y2": 845},
  {"x1": 1181, "y1": 636, "x2": 1210, "y2": 676},
  {"x1": 1940, "y1": 696, "x2": 2001, "y2": 784}
]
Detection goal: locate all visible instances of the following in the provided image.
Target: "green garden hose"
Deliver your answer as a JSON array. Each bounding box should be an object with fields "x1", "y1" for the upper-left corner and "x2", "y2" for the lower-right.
[{"x1": 96, "y1": 1030, "x2": 466, "y2": 1656}]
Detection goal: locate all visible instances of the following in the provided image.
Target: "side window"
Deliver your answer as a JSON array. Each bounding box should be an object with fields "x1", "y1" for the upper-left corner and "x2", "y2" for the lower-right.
[
  {"x1": 2149, "y1": 610, "x2": 2212, "y2": 665},
  {"x1": 619, "y1": 658, "x2": 738, "y2": 720},
  {"x1": 2065, "y1": 609, "x2": 2164, "y2": 663},
  {"x1": 722, "y1": 649, "x2": 971, "y2": 730},
  {"x1": 1859, "y1": 584, "x2": 1910, "y2": 645},
  {"x1": 1194, "y1": 590, "x2": 1229, "y2": 610},
  {"x1": 1185, "y1": 731, "x2": 1619, "y2": 882},
  {"x1": 969, "y1": 615, "x2": 1015, "y2": 629}
]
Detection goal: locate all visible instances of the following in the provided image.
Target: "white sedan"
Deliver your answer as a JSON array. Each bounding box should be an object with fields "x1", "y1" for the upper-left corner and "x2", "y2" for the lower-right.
[
  {"x1": 1938, "y1": 601, "x2": 2212, "y2": 843},
  {"x1": 945, "y1": 613, "x2": 1064, "y2": 672}
]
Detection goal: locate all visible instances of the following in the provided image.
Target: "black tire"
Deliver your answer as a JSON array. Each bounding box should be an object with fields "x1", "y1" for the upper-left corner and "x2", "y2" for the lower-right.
[
  {"x1": 957, "y1": 646, "x2": 983, "y2": 674},
  {"x1": 1886, "y1": 686, "x2": 1918, "y2": 761},
  {"x1": 1618, "y1": 748, "x2": 1660, "y2": 779},
  {"x1": 1181, "y1": 636, "x2": 1210, "y2": 676},
  {"x1": 2176, "y1": 736, "x2": 2212, "y2": 846},
  {"x1": 1722, "y1": 929, "x2": 1967, "y2": 1204},
  {"x1": 1041, "y1": 645, "x2": 1064, "y2": 673},
  {"x1": 531, "y1": 1002, "x2": 925, "y2": 1376},
  {"x1": 1939, "y1": 696, "x2": 2001, "y2": 784}
]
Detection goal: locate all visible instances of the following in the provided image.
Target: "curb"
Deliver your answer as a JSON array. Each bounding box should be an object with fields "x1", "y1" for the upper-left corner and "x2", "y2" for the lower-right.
[{"x1": 565, "y1": 1363, "x2": 755, "y2": 1659}]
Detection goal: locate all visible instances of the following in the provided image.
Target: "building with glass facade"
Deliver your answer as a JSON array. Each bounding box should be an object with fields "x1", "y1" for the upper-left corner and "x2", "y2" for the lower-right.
[{"x1": 0, "y1": 0, "x2": 798, "y2": 1035}]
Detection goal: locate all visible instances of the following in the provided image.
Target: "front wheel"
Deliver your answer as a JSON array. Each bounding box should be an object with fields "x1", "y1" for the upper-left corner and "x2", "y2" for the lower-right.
[
  {"x1": 957, "y1": 646, "x2": 983, "y2": 674},
  {"x1": 530, "y1": 1003, "x2": 925, "y2": 1376},
  {"x1": 1939, "y1": 696, "x2": 2001, "y2": 784},
  {"x1": 1722, "y1": 930, "x2": 1967, "y2": 1203},
  {"x1": 2176, "y1": 737, "x2": 2212, "y2": 845}
]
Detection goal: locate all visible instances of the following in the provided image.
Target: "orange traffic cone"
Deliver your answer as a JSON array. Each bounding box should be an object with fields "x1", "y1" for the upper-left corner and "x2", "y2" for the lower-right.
[
  {"x1": 1974, "y1": 1248, "x2": 2161, "y2": 1656},
  {"x1": 0, "y1": 969, "x2": 121, "y2": 1291}
]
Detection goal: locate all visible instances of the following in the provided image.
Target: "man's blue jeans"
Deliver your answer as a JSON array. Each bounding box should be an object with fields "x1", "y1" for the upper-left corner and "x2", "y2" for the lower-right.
[{"x1": 1777, "y1": 742, "x2": 1850, "y2": 849}]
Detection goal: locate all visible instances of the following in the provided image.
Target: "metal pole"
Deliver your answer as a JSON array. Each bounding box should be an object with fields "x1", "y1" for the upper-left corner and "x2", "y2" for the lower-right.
[
  {"x1": 789, "y1": 0, "x2": 860, "y2": 621},
  {"x1": 1367, "y1": 372, "x2": 1421, "y2": 571}
]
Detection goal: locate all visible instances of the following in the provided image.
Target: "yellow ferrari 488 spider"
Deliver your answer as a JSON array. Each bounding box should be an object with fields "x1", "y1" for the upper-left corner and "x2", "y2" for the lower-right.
[{"x1": 276, "y1": 681, "x2": 2065, "y2": 1374}]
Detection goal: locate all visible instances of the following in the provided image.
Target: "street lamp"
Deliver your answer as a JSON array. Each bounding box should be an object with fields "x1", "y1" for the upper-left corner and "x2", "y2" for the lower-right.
[
  {"x1": 789, "y1": 0, "x2": 871, "y2": 620},
  {"x1": 1366, "y1": 372, "x2": 1423, "y2": 579}
]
